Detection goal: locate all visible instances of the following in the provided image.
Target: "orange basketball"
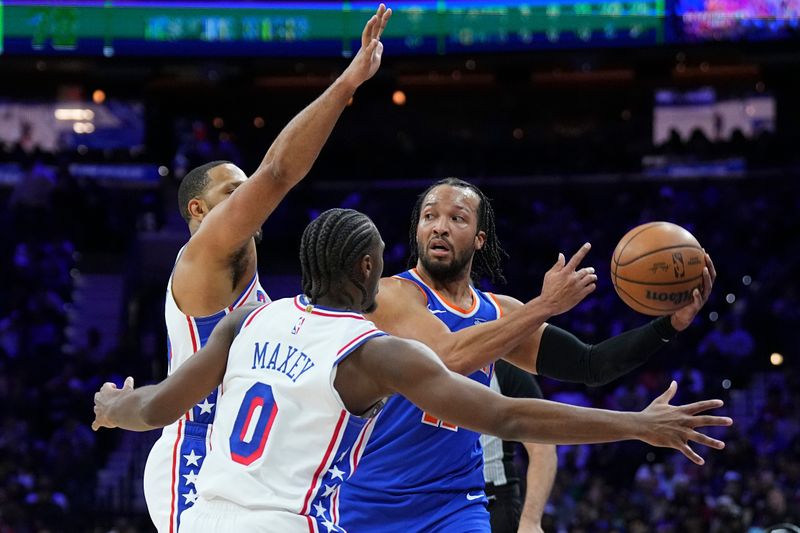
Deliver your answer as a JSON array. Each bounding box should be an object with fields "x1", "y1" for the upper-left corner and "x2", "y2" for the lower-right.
[{"x1": 611, "y1": 222, "x2": 705, "y2": 316}]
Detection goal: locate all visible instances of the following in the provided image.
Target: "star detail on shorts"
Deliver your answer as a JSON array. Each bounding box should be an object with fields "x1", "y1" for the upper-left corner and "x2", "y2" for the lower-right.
[
  {"x1": 184, "y1": 449, "x2": 202, "y2": 467},
  {"x1": 183, "y1": 470, "x2": 198, "y2": 486},
  {"x1": 313, "y1": 501, "x2": 328, "y2": 518},
  {"x1": 197, "y1": 398, "x2": 215, "y2": 415},
  {"x1": 328, "y1": 465, "x2": 345, "y2": 481},
  {"x1": 321, "y1": 518, "x2": 336, "y2": 533},
  {"x1": 183, "y1": 489, "x2": 198, "y2": 505},
  {"x1": 322, "y1": 484, "x2": 336, "y2": 498}
]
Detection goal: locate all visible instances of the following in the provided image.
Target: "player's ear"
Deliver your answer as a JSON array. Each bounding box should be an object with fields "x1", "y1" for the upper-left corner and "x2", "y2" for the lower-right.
[
  {"x1": 361, "y1": 254, "x2": 373, "y2": 281},
  {"x1": 187, "y1": 197, "x2": 208, "y2": 221},
  {"x1": 474, "y1": 230, "x2": 486, "y2": 251}
]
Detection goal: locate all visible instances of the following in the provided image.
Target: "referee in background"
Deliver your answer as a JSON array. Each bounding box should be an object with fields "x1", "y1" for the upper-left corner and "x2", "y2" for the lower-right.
[{"x1": 481, "y1": 360, "x2": 558, "y2": 533}]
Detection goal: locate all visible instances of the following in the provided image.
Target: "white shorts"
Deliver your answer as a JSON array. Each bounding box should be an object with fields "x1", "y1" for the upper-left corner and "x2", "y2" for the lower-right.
[
  {"x1": 180, "y1": 499, "x2": 319, "y2": 533},
  {"x1": 143, "y1": 419, "x2": 212, "y2": 533}
]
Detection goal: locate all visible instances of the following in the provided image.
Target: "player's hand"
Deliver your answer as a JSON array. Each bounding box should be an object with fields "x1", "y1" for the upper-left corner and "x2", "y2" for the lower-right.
[
  {"x1": 538, "y1": 243, "x2": 597, "y2": 315},
  {"x1": 92, "y1": 376, "x2": 134, "y2": 431},
  {"x1": 637, "y1": 381, "x2": 732, "y2": 465},
  {"x1": 340, "y1": 4, "x2": 392, "y2": 88},
  {"x1": 670, "y1": 252, "x2": 716, "y2": 331}
]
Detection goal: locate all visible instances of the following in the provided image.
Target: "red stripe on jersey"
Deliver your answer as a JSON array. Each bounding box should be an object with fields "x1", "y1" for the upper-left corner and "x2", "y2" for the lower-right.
[
  {"x1": 231, "y1": 275, "x2": 258, "y2": 311},
  {"x1": 168, "y1": 419, "x2": 184, "y2": 533},
  {"x1": 243, "y1": 302, "x2": 271, "y2": 328},
  {"x1": 351, "y1": 416, "x2": 376, "y2": 471},
  {"x1": 331, "y1": 486, "x2": 339, "y2": 524},
  {"x1": 293, "y1": 297, "x2": 365, "y2": 320},
  {"x1": 186, "y1": 316, "x2": 198, "y2": 353},
  {"x1": 300, "y1": 410, "x2": 347, "y2": 515},
  {"x1": 306, "y1": 515, "x2": 315, "y2": 533},
  {"x1": 336, "y1": 329, "x2": 380, "y2": 357}
]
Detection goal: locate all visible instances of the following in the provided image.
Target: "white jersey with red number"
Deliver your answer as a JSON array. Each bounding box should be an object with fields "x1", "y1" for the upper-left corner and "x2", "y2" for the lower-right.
[
  {"x1": 180, "y1": 295, "x2": 385, "y2": 533},
  {"x1": 143, "y1": 249, "x2": 269, "y2": 533}
]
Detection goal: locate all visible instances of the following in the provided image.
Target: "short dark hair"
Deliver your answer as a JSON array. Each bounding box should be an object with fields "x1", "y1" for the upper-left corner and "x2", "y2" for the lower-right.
[
  {"x1": 177, "y1": 160, "x2": 231, "y2": 223},
  {"x1": 300, "y1": 208, "x2": 380, "y2": 306},
  {"x1": 408, "y1": 177, "x2": 508, "y2": 285}
]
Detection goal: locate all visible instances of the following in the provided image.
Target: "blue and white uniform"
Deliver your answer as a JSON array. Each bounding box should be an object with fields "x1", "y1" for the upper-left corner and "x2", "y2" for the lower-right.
[
  {"x1": 180, "y1": 295, "x2": 386, "y2": 533},
  {"x1": 339, "y1": 268, "x2": 503, "y2": 533},
  {"x1": 143, "y1": 250, "x2": 268, "y2": 533}
]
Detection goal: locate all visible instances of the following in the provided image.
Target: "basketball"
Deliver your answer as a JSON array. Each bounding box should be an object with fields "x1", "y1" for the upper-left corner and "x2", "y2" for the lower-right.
[{"x1": 611, "y1": 222, "x2": 706, "y2": 316}]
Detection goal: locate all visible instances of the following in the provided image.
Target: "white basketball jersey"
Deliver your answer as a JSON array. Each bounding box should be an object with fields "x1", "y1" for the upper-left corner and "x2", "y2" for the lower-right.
[
  {"x1": 190, "y1": 295, "x2": 385, "y2": 532},
  {"x1": 164, "y1": 252, "x2": 268, "y2": 424},
  {"x1": 144, "y1": 250, "x2": 269, "y2": 533}
]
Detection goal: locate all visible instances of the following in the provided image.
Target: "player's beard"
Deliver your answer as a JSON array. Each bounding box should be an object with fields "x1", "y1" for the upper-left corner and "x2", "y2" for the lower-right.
[{"x1": 418, "y1": 243, "x2": 473, "y2": 284}]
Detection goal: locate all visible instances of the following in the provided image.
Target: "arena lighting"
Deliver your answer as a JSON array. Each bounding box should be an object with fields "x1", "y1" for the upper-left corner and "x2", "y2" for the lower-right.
[
  {"x1": 770, "y1": 353, "x2": 784, "y2": 366},
  {"x1": 92, "y1": 90, "x2": 106, "y2": 104},
  {"x1": 73, "y1": 122, "x2": 95, "y2": 134},
  {"x1": 392, "y1": 90, "x2": 406, "y2": 106},
  {"x1": 55, "y1": 108, "x2": 94, "y2": 121}
]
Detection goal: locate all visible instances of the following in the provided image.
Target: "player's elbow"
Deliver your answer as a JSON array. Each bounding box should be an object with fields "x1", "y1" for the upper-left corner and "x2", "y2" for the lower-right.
[{"x1": 256, "y1": 159, "x2": 295, "y2": 190}]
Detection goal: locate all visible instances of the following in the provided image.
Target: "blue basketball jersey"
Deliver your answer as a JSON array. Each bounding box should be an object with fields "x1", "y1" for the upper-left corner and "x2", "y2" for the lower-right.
[{"x1": 339, "y1": 268, "x2": 502, "y2": 533}]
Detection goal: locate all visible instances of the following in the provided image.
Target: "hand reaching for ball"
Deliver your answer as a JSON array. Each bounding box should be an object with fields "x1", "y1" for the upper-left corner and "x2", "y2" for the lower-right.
[{"x1": 670, "y1": 252, "x2": 716, "y2": 331}]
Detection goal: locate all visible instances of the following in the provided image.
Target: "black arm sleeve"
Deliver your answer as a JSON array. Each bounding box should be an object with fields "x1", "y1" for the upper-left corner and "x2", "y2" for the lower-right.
[
  {"x1": 495, "y1": 359, "x2": 543, "y2": 400},
  {"x1": 535, "y1": 316, "x2": 677, "y2": 387}
]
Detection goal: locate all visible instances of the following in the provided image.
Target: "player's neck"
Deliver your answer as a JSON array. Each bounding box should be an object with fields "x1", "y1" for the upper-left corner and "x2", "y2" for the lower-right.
[
  {"x1": 315, "y1": 294, "x2": 361, "y2": 313},
  {"x1": 414, "y1": 265, "x2": 474, "y2": 308}
]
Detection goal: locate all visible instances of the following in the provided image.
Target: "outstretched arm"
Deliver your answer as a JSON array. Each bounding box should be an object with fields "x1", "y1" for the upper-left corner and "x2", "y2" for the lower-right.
[
  {"x1": 188, "y1": 5, "x2": 393, "y2": 259},
  {"x1": 365, "y1": 244, "x2": 597, "y2": 375},
  {"x1": 503, "y1": 253, "x2": 717, "y2": 385},
  {"x1": 92, "y1": 305, "x2": 258, "y2": 431},
  {"x1": 349, "y1": 335, "x2": 731, "y2": 464}
]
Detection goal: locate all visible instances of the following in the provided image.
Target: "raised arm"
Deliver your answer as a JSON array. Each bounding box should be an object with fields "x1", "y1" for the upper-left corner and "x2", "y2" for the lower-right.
[
  {"x1": 188, "y1": 5, "x2": 392, "y2": 259},
  {"x1": 365, "y1": 244, "x2": 597, "y2": 375},
  {"x1": 344, "y1": 335, "x2": 731, "y2": 465},
  {"x1": 91, "y1": 305, "x2": 258, "y2": 431}
]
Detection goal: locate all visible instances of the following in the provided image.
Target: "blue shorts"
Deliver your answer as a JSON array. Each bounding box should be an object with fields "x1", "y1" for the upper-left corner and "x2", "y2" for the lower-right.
[{"x1": 339, "y1": 486, "x2": 490, "y2": 533}]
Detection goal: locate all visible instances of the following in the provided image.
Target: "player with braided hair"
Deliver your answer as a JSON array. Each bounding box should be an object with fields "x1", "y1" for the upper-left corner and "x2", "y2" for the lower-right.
[
  {"x1": 407, "y1": 177, "x2": 508, "y2": 285},
  {"x1": 94, "y1": 209, "x2": 730, "y2": 533},
  {"x1": 300, "y1": 208, "x2": 378, "y2": 309},
  {"x1": 339, "y1": 178, "x2": 716, "y2": 532}
]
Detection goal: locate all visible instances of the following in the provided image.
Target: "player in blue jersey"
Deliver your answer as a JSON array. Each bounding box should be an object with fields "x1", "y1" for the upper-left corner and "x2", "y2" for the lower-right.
[
  {"x1": 95, "y1": 209, "x2": 729, "y2": 533},
  {"x1": 339, "y1": 178, "x2": 717, "y2": 532},
  {"x1": 142, "y1": 7, "x2": 393, "y2": 531}
]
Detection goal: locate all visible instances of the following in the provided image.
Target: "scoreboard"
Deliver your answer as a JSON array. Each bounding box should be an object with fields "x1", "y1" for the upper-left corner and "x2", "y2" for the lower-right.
[{"x1": 1, "y1": 0, "x2": 666, "y2": 56}]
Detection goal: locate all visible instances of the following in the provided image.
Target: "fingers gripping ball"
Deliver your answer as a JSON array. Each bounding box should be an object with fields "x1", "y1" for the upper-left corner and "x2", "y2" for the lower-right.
[{"x1": 611, "y1": 222, "x2": 705, "y2": 316}]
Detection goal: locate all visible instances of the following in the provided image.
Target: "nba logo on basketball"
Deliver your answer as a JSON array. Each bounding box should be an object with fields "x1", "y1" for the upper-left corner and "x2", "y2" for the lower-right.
[
  {"x1": 672, "y1": 252, "x2": 685, "y2": 279},
  {"x1": 291, "y1": 316, "x2": 306, "y2": 335}
]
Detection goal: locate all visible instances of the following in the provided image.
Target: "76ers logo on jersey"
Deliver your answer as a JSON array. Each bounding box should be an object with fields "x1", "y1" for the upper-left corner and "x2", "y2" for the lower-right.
[{"x1": 291, "y1": 316, "x2": 306, "y2": 335}]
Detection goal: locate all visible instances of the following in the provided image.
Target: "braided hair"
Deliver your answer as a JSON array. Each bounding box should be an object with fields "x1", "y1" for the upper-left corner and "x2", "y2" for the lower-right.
[
  {"x1": 408, "y1": 178, "x2": 508, "y2": 285},
  {"x1": 300, "y1": 208, "x2": 380, "y2": 306},
  {"x1": 177, "y1": 160, "x2": 231, "y2": 223}
]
